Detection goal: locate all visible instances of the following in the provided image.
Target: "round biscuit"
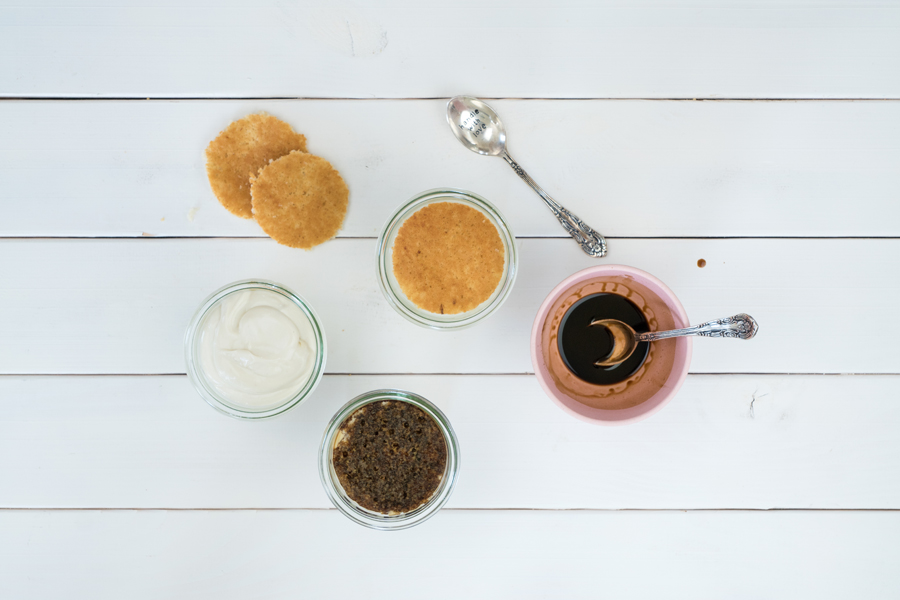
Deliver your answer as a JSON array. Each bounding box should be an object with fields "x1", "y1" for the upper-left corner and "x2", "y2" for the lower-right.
[
  {"x1": 250, "y1": 151, "x2": 349, "y2": 249},
  {"x1": 205, "y1": 113, "x2": 307, "y2": 218}
]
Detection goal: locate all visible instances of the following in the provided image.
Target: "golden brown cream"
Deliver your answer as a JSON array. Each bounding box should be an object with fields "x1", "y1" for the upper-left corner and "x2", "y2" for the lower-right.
[{"x1": 392, "y1": 202, "x2": 504, "y2": 314}]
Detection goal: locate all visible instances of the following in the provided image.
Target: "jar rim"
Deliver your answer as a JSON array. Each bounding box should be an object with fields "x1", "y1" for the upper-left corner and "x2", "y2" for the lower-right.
[
  {"x1": 318, "y1": 389, "x2": 460, "y2": 530},
  {"x1": 184, "y1": 279, "x2": 327, "y2": 420},
  {"x1": 376, "y1": 188, "x2": 518, "y2": 330}
]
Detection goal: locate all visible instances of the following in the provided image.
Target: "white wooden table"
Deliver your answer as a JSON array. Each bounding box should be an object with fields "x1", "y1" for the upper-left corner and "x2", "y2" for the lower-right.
[{"x1": 2, "y1": 1, "x2": 899, "y2": 597}]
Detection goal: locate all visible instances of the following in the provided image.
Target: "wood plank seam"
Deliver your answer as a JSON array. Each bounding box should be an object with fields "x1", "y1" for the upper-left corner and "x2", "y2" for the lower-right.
[
  {"x1": 2, "y1": 97, "x2": 899, "y2": 102},
  {"x1": 1, "y1": 373, "x2": 899, "y2": 377},
  {"x1": 3, "y1": 236, "x2": 900, "y2": 241},
  {"x1": 1, "y1": 508, "x2": 898, "y2": 512}
]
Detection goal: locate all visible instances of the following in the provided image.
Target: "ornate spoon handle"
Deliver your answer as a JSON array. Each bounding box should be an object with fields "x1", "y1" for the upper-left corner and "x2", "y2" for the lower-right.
[
  {"x1": 502, "y1": 152, "x2": 607, "y2": 257},
  {"x1": 635, "y1": 313, "x2": 759, "y2": 342}
]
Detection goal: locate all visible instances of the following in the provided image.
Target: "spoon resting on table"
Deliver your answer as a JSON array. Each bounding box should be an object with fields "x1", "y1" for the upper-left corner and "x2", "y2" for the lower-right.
[
  {"x1": 591, "y1": 313, "x2": 759, "y2": 367},
  {"x1": 446, "y1": 96, "x2": 607, "y2": 258}
]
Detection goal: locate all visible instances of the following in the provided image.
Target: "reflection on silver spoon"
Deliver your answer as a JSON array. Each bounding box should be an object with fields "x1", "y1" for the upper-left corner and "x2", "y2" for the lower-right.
[
  {"x1": 446, "y1": 96, "x2": 607, "y2": 258},
  {"x1": 590, "y1": 313, "x2": 759, "y2": 367}
]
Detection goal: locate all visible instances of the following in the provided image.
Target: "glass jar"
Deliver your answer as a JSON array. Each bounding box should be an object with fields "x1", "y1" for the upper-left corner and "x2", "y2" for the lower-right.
[
  {"x1": 184, "y1": 280, "x2": 327, "y2": 420},
  {"x1": 376, "y1": 188, "x2": 518, "y2": 330},
  {"x1": 319, "y1": 389, "x2": 460, "y2": 530}
]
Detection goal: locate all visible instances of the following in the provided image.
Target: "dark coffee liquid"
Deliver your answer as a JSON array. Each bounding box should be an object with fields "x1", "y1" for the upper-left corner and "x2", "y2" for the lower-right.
[{"x1": 558, "y1": 293, "x2": 650, "y2": 385}]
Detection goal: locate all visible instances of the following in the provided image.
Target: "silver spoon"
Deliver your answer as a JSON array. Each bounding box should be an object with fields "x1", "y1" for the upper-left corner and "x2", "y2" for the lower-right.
[
  {"x1": 590, "y1": 313, "x2": 759, "y2": 367},
  {"x1": 446, "y1": 96, "x2": 607, "y2": 257}
]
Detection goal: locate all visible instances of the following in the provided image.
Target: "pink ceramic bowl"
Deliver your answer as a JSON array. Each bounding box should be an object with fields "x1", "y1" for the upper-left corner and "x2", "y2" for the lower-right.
[{"x1": 530, "y1": 265, "x2": 692, "y2": 425}]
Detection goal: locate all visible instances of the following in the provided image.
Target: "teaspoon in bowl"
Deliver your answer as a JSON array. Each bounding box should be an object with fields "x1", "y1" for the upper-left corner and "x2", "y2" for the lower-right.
[
  {"x1": 590, "y1": 313, "x2": 759, "y2": 367},
  {"x1": 446, "y1": 96, "x2": 607, "y2": 258}
]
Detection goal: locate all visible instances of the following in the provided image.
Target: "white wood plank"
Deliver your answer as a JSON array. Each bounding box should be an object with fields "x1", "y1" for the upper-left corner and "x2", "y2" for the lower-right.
[
  {"x1": 0, "y1": 509, "x2": 897, "y2": 599},
  {"x1": 1, "y1": 1, "x2": 899, "y2": 99},
  {"x1": 2, "y1": 374, "x2": 899, "y2": 509},
  {"x1": 2, "y1": 99, "x2": 898, "y2": 238},
  {"x1": 0, "y1": 238, "x2": 897, "y2": 375}
]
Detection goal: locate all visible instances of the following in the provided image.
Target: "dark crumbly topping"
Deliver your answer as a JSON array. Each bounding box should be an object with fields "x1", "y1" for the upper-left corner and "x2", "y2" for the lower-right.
[{"x1": 333, "y1": 400, "x2": 447, "y2": 514}]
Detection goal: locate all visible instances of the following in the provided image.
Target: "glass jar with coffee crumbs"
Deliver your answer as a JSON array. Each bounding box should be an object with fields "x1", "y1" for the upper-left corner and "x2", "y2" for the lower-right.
[{"x1": 319, "y1": 389, "x2": 460, "y2": 530}]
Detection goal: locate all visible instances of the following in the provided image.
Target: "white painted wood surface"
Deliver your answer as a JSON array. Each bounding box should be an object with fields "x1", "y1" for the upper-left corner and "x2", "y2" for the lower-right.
[
  {"x1": 2, "y1": 1, "x2": 899, "y2": 99},
  {"x1": 2, "y1": 99, "x2": 898, "y2": 238},
  {"x1": 2, "y1": 1, "x2": 899, "y2": 596},
  {"x1": 2, "y1": 374, "x2": 898, "y2": 509},
  {"x1": 2, "y1": 238, "x2": 897, "y2": 375},
  {"x1": 1, "y1": 510, "x2": 898, "y2": 599}
]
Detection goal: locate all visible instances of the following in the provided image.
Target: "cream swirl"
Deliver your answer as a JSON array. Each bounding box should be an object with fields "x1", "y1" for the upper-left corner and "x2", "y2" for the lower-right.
[{"x1": 198, "y1": 289, "x2": 316, "y2": 409}]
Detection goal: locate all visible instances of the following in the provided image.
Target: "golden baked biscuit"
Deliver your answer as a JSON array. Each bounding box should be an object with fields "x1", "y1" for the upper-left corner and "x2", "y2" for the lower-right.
[
  {"x1": 205, "y1": 113, "x2": 307, "y2": 218},
  {"x1": 250, "y1": 151, "x2": 349, "y2": 249},
  {"x1": 391, "y1": 202, "x2": 505, "y2": 314}
]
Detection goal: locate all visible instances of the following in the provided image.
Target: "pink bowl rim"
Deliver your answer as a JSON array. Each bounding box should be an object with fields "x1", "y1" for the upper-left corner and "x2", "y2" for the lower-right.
[{"x1": 530, "y1": 265, "x2": 692, "y2": 426}]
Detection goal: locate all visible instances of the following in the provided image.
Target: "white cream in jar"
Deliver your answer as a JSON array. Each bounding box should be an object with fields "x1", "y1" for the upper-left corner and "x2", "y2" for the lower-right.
[{"x1": 197, "y1": 288, "x2": 317, "y2": 409}]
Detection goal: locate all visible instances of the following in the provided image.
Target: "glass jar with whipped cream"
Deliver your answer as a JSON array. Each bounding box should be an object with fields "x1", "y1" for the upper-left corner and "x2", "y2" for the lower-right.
[{"x1": 185, "y1": 280, "x2": 326, "y2": 420}]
